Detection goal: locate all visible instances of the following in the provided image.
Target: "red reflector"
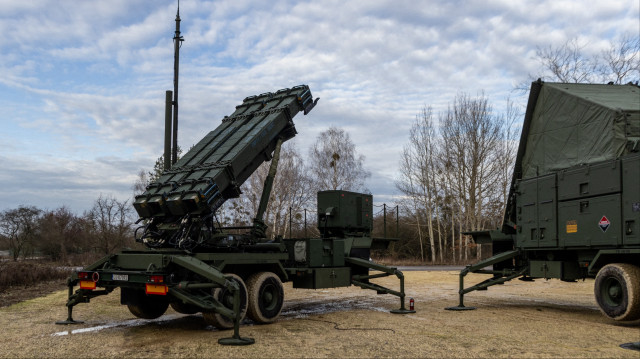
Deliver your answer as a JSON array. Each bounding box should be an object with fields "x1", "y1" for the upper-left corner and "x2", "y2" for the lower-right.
[
  {"x1": 78, "y1": 272, "x2": 89, "y2": 279},
  {"x1": 146, "y1": 284, "x2": 168, "y2": 295},
  {"x1": 149, "y1": 275, "x2": 164, "y2": 283},
  {"x1": 79, "y1": 280, "x2": 96, "y2": 290}
]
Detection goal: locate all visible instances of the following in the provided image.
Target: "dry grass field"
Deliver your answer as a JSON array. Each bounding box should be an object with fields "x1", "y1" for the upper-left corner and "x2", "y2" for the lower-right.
[{"x1": 0, "y1": 270, "x2": 638, "y2": 358}]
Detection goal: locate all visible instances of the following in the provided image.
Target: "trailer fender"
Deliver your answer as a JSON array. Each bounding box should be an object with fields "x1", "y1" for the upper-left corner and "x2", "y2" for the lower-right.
[{"x1": 588, "y1": 249, "x2": 640, "y2": 276}]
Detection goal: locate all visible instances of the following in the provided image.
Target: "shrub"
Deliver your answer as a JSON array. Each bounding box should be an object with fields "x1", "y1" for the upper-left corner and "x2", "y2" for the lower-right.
[{"x1": 0, "y1": 261, "x2": 72, "y2": 292}]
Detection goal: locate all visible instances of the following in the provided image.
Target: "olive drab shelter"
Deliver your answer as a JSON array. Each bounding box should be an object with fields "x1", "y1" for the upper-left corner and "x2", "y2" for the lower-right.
[
  {"x1": 519, "y1": 82, "x2": 639, "y2": 179},
  {"x1": 449, "y1": 80, "x2": 640, "y2": 322}
]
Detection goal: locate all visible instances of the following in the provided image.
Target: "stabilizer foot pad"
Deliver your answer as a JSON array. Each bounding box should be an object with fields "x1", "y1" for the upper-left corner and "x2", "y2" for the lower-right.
[
  {"x1": 55, "y1": 319, "x2": 84, "y2": 325},
  {"x1": 620, "y1": 342, "x2": 640, "y2": 351},
  {"x1": 218, "y1": 337, "x2": 255, "y2": 346},
  {"x1": 390, "y1": 309, "x2": 416, "y2": 314},
  {"x1": 445, "y1": 306, "x2": 476, "y2": 311}
]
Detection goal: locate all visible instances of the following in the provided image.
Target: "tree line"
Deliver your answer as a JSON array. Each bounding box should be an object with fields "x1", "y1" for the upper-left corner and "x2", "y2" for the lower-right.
[{"x1": 0, "y1": 195, "x2": 135, "y2": 263}]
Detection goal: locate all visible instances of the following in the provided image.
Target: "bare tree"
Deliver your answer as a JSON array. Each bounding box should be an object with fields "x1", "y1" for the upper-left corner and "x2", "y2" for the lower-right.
[
  {"x1": 523, "y1": 34, "x2": 639, "y2": 88},
  {"x1": 36, "y1": 206, "x2": 88, "y2": 262},
  {"x1": 397, "y1": 146, "x2": 426, "y2": 262},
  {"x1": 85, "y1": 195, "x2": 134, "y2": 254},
  {"x1": 309, "y1": 126, "x2": 370, "y2": 192},
  {"x1": 441, "y1": 93, "x2": 504, "y2": 259},
  {"x1": 535, "y1": 38, "x2": 598, "y2": 83},
  {"x1": 225, "y1": 142, "x2": 315, "y2": 239},
  {"x1": 396, "y1": 107, "x2": 441, "y2": 263},
  {"x1": 0, "y1": 206, "x2": 42, "y2": 260},
  {"x1": 598, "y1": 34, "x2": 640, "y2": 84},
  {"x1": 396, "y1": 94, "x2": 519, "y2": 263},
  {"x1": 492, "y1": 98, "x2": 521, "y2": 227},
  {"x1": 132, "y1": 169, "x2": 149, "y2": 197}
]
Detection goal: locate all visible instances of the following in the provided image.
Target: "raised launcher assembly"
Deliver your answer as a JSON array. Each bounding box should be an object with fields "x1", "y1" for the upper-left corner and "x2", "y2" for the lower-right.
[
  {"x1": 57, "y1": 86, "x2": 413, "y2": 346},
  {"x1": 132, "y1": 85, "x2": 318, "y2": 250}
]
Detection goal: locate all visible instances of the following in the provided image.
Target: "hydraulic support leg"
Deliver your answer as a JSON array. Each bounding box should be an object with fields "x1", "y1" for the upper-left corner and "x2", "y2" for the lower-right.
[
  {"x1": 56, "y1": 278, "x2": 112, "y2": 325},
  {"x1": 345, "y1": 257, "x2": 415, "y2": 314},
  {"x1": 55, "y1": 279, "x2": 84, "y2": 325},
  {"x1": 218, "y1": 281, "x2": 255, "y2": 346},
  {"x1": 446, "y1": 250, "x2": 525, "y2": 311}
]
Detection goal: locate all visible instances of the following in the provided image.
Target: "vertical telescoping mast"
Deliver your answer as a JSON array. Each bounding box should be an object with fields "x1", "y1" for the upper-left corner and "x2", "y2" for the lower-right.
[
  {"x1": 164, "y1": 3, "x2": 184, "y2": 170},
  {"x1": 172, "y1": 4, "x2": 184, "y2": 166}
]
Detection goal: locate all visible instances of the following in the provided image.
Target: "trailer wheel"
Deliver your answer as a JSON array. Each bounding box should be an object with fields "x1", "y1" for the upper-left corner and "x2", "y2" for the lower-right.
[
  {"x1": 202, "y1": 273, "x2": 247, "y2": 329},
  {"x1": 127, "y1": 301, "x2": 169, "y2": 319},
  {"x1": 247, "y1": 272, "x2": 284, "y2": 324},
  {"x1": 594, "y1": 263, "x2": 640, "y2": 321},
  {"x1": 170, "y1": 301, "x2": 199, "y2": 315}
]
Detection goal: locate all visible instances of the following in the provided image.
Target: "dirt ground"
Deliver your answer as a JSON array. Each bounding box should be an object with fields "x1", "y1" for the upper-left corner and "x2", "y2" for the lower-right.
[
  {"x1": 0, "y1": 280, "x2": 68, "y2": 308},
  {"x1": 0, "y1": 270, "x2": 638, "y2": 358}
]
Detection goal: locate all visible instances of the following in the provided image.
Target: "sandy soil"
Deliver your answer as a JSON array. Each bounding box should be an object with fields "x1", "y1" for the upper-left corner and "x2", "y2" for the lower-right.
[{"x1": 0, "y1": 270, "x2": 638, "y2": 358}]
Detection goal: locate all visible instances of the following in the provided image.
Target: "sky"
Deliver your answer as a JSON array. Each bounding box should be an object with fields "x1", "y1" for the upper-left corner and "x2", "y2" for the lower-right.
[{"x1": 0, "y1": 0, "x2": 638, "y2": 215}]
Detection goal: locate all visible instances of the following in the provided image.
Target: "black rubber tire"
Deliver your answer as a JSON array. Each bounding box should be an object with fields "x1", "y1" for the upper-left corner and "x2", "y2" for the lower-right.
[
  {"x1": 246, "y1": 272, "x2": 284, "y2": 324},
  {"x1": 202, "y1": 273, "x2": 247, "y2": 330},
  {"x1": 594, "y1": 263, "x2": 640, "y2": 321},
  {"x1": 170, "y1": 301, "x2": 199, "y2": 315},
  {"x1": 127, "y1": 300, "x2": 169, "y2": 319}
]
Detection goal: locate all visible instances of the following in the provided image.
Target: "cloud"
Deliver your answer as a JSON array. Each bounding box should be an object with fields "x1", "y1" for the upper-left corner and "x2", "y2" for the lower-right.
[{"x1": 0, "y1": 0, "x2": 637, "y2": 213}]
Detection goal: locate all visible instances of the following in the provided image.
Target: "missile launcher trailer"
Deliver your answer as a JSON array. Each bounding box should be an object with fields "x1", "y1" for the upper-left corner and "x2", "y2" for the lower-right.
[
  {"x1": 57, "y1": 85, "x2": 413, "y2": 345},
  {"x1": 448, "y1": 80, "x2": 640, "y2": 321}
]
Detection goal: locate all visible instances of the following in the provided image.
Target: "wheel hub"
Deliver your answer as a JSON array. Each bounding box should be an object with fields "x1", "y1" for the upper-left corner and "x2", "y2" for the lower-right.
[
  {"x1": 603, "y1": 278, "x2": 623, "y2": 306},
  {"x1": 263, "y1": 291, "x2": 273, "y2": 303},
  {"x1": 608, "y1": 285, "x2": 621, "y2": 299}
]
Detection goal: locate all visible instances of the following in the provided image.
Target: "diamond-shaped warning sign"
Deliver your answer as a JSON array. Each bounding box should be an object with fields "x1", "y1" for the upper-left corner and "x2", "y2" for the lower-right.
[{"x1": 598, "y1": 216, "x2": 610, "y2": 232}]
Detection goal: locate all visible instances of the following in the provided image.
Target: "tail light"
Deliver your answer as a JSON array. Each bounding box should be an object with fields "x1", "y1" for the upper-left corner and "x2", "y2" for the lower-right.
[
  {"x1": 146, "y1": 275, "x2": 168, "y2": 295},
  {"x1": 149, "y1": 275, "x2": 164, "y2": 283},
  {"x1": 78, "y1": 272, "x2": 90, "y2": 279}
]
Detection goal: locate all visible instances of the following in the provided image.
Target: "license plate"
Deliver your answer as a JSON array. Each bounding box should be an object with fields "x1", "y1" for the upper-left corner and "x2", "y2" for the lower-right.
[{"x1": 112, "y1": 274, "x2": 129, "y2": 281}]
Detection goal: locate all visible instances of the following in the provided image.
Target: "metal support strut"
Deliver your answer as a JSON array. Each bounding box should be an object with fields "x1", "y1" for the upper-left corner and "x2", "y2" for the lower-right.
[
  {"x1": 218, "y1": 280, "x2": 255, "y2": 346},
  {"x1": 345, "y1": 257, "x2": 416, "y2": 314},
  {"x1": 55, "y1": 279, "x2": 84, "y2": 325},
  {"x1": 445, "y1": 249, "x2": 525, "y2": 311}
]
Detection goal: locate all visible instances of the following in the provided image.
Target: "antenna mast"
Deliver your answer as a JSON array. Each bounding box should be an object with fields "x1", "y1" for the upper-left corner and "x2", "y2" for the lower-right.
[{"x1": 171, "y1": 3, "x2": 184, "y2": 166}]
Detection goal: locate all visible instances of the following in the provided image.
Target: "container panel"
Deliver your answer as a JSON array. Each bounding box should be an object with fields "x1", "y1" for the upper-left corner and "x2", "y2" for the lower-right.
[
  {"x1": 537, "y1": 174, "x2": 558, "y2": 247},
  {"x1": 317, "y1": 191, "x2": 373, "y2": 234},
  {"x1": 558, "y1": 194, "x2": 622, "y2": 247},
  {"x1": 516, "y1": 177, "x2": 538, "y2": 248},
  {"x1": 557, "y1": 160, "x2": 621, "y2": 201},
  {"x1": 529, "y1": 260, "x2": 582, "y2": 280},
  {"x1": 312, "y1": 267, "x2": 351, "y2": 289},
  {"x1": 622, "y1": 154, "x2": 640, "y2": 245}
]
